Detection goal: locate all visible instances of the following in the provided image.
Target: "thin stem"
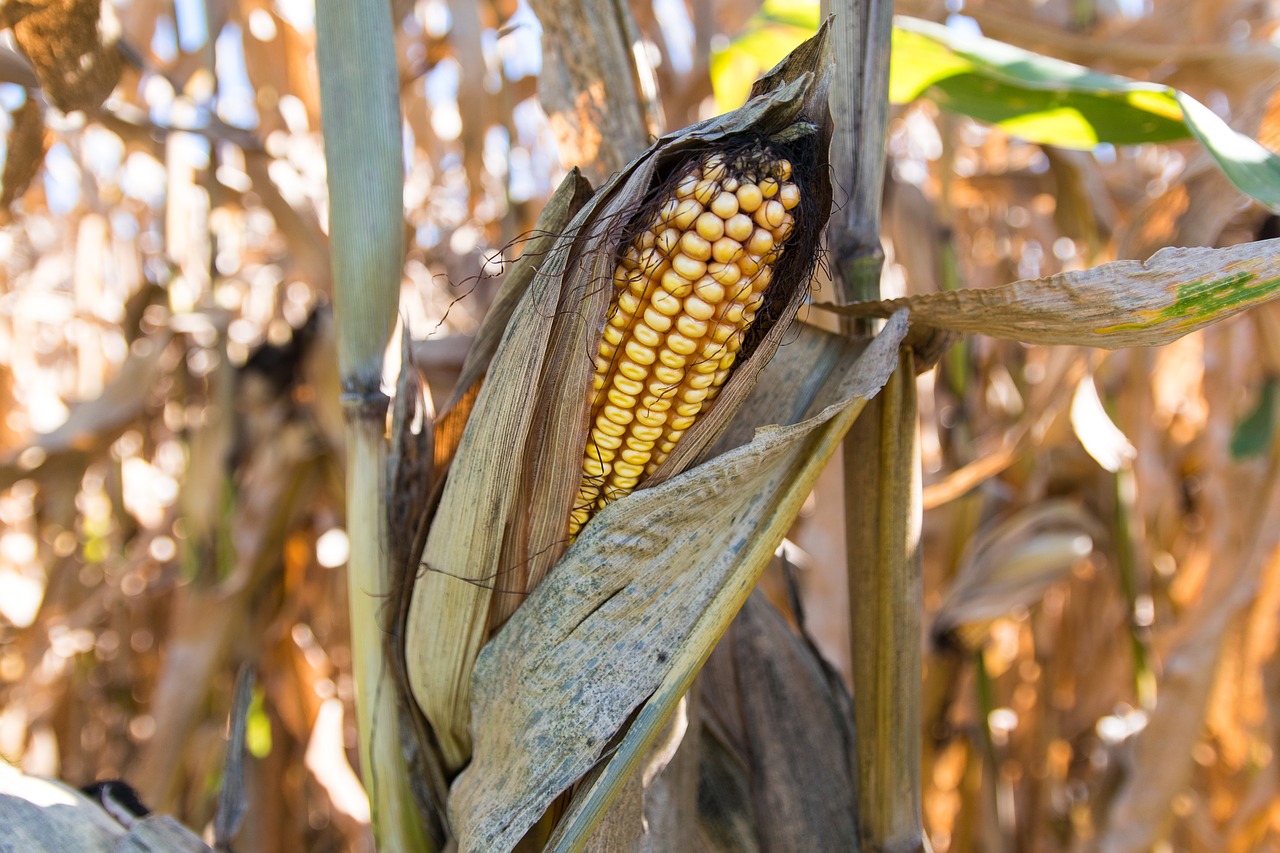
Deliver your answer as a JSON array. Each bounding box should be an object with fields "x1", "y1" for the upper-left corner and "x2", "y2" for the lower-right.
[{"x1": 316, "y1": 0, "x2": 430, "y2": 847}]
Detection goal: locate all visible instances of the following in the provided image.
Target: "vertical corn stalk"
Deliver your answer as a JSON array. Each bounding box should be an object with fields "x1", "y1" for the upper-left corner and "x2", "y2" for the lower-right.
[
  {"x1": 315, "y1": 2, "x2": 430, "y2": 849},
  {"x1": 827, "y1": 0, "x2": 926, "y2": 852}
]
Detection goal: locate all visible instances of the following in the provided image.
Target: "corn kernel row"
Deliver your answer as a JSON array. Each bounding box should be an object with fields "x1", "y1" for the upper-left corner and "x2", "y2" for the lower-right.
[{"x1": 568, "y1": 149, "x2": 800, "y2": 537}]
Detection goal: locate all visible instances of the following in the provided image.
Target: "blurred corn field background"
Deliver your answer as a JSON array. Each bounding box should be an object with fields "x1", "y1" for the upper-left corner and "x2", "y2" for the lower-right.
[{"x1": 3, "y1": 0, "x2": 1280, "y2": 850}]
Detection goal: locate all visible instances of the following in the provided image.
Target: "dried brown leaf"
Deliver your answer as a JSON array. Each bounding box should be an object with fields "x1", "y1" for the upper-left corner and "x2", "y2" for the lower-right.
[
  {"x1": 822, "y1": 239, "x2": 1280, "y2": 348},
  {"x1": 932, "y1": 501, "x2": 1102, "y2": 651},
  {"x1": 0, "y1": 95, "x2": 47, "y2": 221},
  {"x1": 698, "y1": 592, "x2": 859, "y2": 852},
  {"x1": 0, "y1": 764, "x2": 123, "y2": 851},
  {"x1": 14, "y1": 0, "x2": 122, "y2": 113}
]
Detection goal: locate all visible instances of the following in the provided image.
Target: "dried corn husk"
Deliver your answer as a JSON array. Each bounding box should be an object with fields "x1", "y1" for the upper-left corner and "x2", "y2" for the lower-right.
[
  {"x1": 455, "y1": 312, "x2": 907, "y2": 851},
  {"x1": 405, "y1": 24, "x2": 836, "y2": 773}
]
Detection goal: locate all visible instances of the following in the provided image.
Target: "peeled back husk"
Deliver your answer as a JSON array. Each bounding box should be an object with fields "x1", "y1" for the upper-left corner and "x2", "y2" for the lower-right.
[{"x1": 404, "y1": 24, "x2": 836, "y2": 774}]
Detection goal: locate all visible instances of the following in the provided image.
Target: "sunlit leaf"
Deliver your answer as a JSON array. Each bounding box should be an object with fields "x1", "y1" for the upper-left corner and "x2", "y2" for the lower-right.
[
  {"x1": 711, "y1": 8, "x2": 1280, "y2": 210},
  {"x1": 893, "y1": 17, "x2": 1280, "y2": 210},
  {"x1": 819, "y1": 239, "x2": 1280, "y2": 349}
]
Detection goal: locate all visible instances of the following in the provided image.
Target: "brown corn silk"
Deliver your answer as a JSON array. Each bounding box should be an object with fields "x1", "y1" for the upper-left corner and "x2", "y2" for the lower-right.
[{"x1": 404, "y1": 26, "x2": 834, "y2": 771}]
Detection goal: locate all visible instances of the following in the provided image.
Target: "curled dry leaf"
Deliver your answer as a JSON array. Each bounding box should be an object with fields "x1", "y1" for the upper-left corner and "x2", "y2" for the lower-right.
[
  {"x1": 405, "y1": 23, "x2": 835, "y2": 773},
  {"x1": 13, "y1": 0, "x2": 122, "y2": 113},
  {"x1": 820, "y1": 238, "x2": 1280, "y2": 349},
  {"x1": 932, "y1": 500, "x2": 1104, "y2": 652}
]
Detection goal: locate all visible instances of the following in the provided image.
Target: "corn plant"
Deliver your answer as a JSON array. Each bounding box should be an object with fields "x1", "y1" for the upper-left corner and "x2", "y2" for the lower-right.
[{"x1": 310, "y1": 2, "x2": 1280, "y2": 853}]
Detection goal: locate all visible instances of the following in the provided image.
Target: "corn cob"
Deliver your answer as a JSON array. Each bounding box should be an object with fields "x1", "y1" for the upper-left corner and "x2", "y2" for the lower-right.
[{"x1": 568, "y1": 147, "x2": 801, "y2": 537}]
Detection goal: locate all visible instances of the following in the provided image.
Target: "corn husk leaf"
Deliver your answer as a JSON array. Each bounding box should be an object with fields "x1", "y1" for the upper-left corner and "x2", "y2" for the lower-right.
[
  {"x1": 406, "y1": 24, "x2": 834, "y2": 771},
  {"x1": 818, "y1": 239, "x2": 1280, "y2": 348},
  {"x1": 696, "y1": 591, "x2": 859, "y2": 852},
  {"x1": 432, "y1": 168, "x2": 594, "y2": 474},
  {"x1": 449, "y1": 312, "x2": 907, "y2": 852}
]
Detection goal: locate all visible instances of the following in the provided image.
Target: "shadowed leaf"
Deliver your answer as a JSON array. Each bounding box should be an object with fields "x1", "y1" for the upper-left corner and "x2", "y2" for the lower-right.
[{"x1": 698, "y1": 592, "x2": 859, "y2": 852}]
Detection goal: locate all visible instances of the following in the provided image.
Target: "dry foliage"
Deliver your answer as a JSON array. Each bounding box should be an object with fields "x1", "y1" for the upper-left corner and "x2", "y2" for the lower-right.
[{"x1": 0, "y1": 0, "x2": 1279, "y2": 851}]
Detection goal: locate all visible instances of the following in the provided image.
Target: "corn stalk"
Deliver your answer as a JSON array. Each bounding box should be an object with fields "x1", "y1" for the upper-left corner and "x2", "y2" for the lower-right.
[
  {"x1": 826, "y1": 0, "x2": 926, "y2": 851},
  {"x1": 314, "y1": 1, "x2": 430, "y2": 849}
]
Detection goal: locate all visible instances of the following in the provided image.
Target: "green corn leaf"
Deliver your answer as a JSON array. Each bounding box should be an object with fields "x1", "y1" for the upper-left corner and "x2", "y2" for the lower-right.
[{"x1": 711, "y1": 9, "x2": 1280, "y2": 211}]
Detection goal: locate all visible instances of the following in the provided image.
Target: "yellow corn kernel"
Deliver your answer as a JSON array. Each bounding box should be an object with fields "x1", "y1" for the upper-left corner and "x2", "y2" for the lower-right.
[
  {"x1": 653, "y1": 362, "x2": 684, "y2": 383},
  {"x1": 693, "y1": 178, "x2": 718, "y2": 205},
  {"x1": 652, "y1": 287, "x2": 684, "y2": 313},
  {"x1": 687, "y1": 371, "x2": 717, "y2": 391},
  {"x1": 666, "y1": 333, "x2": 698, "y2": 356},
  {"x1": 680, "y1": 231, "x2": 713, "y2": 262},
  {"x1": 738, "y1": 254, "x2": 763, "y2": 278},
  {"x1": 695, "y1": 211, "x2": 725, "y2": 242},
  {"x1": 617, "y1": 360, "x2": 647, "y2": 382},
  {"x1": 635, "y1": 408, "x2": 666, "y2": 428},
  {"x1": 629, "y1": 322, "x2": 660, "y2": 345},
  {"x1": 756, "y1": 199, "x2": 786, "y2": 230},
  {"x1": 671, "y1": 198, "x2": 702, "y2": 229},
  {"x1": 710, "y1": 191, "x2": 739, "y2": 219},
  {"x1": 624, "y1": 340, "x2": 656, "y2": 365},
  {"x1": 708, "y1": 262, "x2": 741, "y2": 287},
  {"x1": 703, "y1": 155, "x2": 727, "y2": 182},
  {"x1": 620, "y1": 448, "x2": 652, "y2": 466},
  {"x1": 658, "y1": 271, "x2": 692, "y2": 300},
  {"x1": 606, "y1": 388, "x2": 637, "y2": 408},
  {"x1": 592, "y1": 431, "x2": 623, "y2": 450},
  {"x1": 602, "y1": 404, "x2": 635, "y2": 426},
  {"x1": 711, "y1": 238, "x2": 743, "y2": 265},
  {"x1": 676, "y1": 315, "x2": 710, "y2": 338},
  {"x1": 746, "y1": 229, "x2": 775, "y2": 257},
  {"x1": 631, "y1": 424, "x2": 664, "y2": 442},
  {"x1": 595, "y1": 417, "x2": 626, "y2": 438},
  {"x1": 643, "y1": 307, "x2": 674, "y2": 332},
  {"x1": 736, "y1": 184, "x2": 763, "y2": 213},
  {"x1": 585, "y1": 442, "x2": 614, "y2": 463},
  {"x1": 655, "y1": 227, "x2": 681, "y2": 256},
  {"x1": 724, "y1": 213, "x2": 754, "y2": 242},
  {"x1": 694, "y1": 278, "x2": 727, "y2": 303},
  {"x1": 641, "y1": 395, "x2": 672, "y2": 412},
  {"x1": 671, "y1": 253, "x2": 707, "y2": 280},
  {"x1": 779, "y1": 183, "x2": 800, "y2": 210},
  {"x1": 612, "y1": 460, "x2": 645, "y2": 479},
  {"x1": 683, "y1": 295, "x2": 716, "y2": 321}
]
